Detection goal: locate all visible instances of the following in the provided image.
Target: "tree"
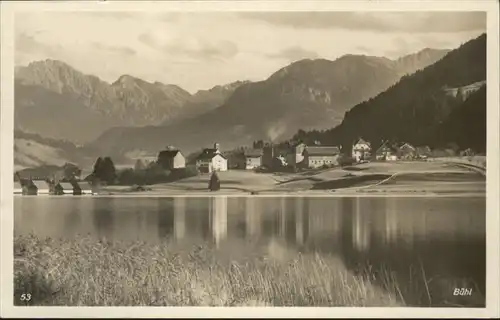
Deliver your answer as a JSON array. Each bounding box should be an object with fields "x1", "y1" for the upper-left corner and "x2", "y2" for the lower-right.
[
  {"x1": 253, "y1": 140, "x2": 264, "y2": 149},
  {"x1": 92, "y1": 156, "x2": 117, "y2": 185},
  {"x1": 208, "y1": 171, "x2": 221, "y2": 191},
  {"x1": 92, "y1": 157, "x2": 104, "y2": 176},
  {"x1": 102, "y1": 157, "x2": 117, "y2": 184},
  {"x1": 62, "y1": 163, "x2": 82, "y2": 181},
  {"x1": 134, "y1": 159, "x2": 146, "y2": 171}
]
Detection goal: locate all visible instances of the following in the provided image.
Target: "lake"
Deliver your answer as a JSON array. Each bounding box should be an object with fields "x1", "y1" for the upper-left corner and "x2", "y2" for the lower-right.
[{"x1": 14, "y1": 196, "x2": 486, "y2": 305}]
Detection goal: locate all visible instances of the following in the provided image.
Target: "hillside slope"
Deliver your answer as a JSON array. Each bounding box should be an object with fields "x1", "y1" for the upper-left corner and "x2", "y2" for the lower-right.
[
  {"x1": 435, "y1": 85, "x2": 486, "y2": 152},
  {"x1": 13, "y1": 130, "x2": 99, "y2": 171},
  {"x1": 300, "y1": 34, "x2": 486, "y2": 152}
]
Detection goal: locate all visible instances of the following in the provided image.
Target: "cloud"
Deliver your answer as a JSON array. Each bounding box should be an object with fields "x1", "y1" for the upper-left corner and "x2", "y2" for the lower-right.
[
  {"x1": 138, "y1": 33, "x2": 239, "y2": 61},
  {"x1": 355, "y1": 45, "x2": 374, "y2": 54},
  {"x1": 15, "y1": 33, "x2": 62, "y2": 56},
  {"x1": 138, "y1": 33, "x2": 159, "y2": 49},
  {"x1": 92, "y1": 42, "x2": 136, "y2": 56},
  {"x1": 239, "y1": 12, "x2": 486, "y2": 33},
  {"x1": 69, "y1": 12, "x2": 136, "y2": 20},
  {"x1": 267, "y1": 46, "x2": 319, "y2": 62}
]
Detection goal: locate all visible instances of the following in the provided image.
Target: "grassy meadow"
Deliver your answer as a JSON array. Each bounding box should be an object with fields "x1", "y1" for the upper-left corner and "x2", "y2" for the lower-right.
[{"x1": 13, "y1": 234, "x2": 484, "y2": 307}]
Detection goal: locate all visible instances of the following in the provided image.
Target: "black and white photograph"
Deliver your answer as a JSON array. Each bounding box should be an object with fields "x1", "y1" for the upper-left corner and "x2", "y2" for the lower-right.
[{"x1": 1, "y1": 0, "x2": 499, "y2": 318}]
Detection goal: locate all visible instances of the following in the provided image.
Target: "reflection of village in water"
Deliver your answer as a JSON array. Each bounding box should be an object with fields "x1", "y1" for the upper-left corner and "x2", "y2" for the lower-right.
[{"x1": 15, "y1": 196, "x2": 486, "y2": 295}]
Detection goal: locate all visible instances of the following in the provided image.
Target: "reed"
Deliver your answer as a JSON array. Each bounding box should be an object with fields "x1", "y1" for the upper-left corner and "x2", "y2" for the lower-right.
[{"x1": 13, "y1": 234, "x2": 483, "y2": 307}]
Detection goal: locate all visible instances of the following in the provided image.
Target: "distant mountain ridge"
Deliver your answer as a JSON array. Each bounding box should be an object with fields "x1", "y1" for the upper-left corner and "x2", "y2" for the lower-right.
[
  {"x1": 15, "y1": 60, "x2": 247, "y2": 143},
  {"x1": 89, "y1": 48, "x2": 450, "y2": 158}
]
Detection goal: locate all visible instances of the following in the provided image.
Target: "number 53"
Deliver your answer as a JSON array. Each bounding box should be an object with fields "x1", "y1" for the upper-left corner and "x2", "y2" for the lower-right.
[{"x1": 20, "y1": 293, "x2": 31, "y2": 301}]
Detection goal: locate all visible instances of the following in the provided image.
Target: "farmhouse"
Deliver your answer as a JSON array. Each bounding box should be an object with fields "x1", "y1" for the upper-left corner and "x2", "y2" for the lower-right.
[
  {"x1": 55, "y1": 182, "x2": 76, "y2": 195},
  {"x1": 16, "y1": 180, "x2": 38, "y2": 195},
  {"x1": 32, "y1": 179, "x2": 52, "y2": 195},
  {"x1": 304, "y1": 146, "x2": 341, "y2": 168},
  {"x1": 352, "y1": 138, "x2": 372, "y2": 162},
  {"x1": 196, "y1": 143, "x2": 228, "y2": 173},
  {"x1": 397, "y1": 143, "x2": 416, "y2": 160},
  {"x1": 157, "y1": 148, "x2": 186, "y2": 170},
  {"x1": 244, "y1": 149, "x2": 264, "y2": 169},
  {"x1": 375, "y1": 141, "x2": 398, "y2": 161}
]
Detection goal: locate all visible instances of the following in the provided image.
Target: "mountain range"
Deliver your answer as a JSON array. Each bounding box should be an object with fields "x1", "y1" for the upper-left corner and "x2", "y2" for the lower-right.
[
  {"x1": 84, "y1": 48, "x2": 449, "y2": 158},
  {"x1": 14, "y1": 44, "x2": 462, "y2": 167},
  {"x1": 15, "y1": 60, "x2": 247, "y2": 143}
]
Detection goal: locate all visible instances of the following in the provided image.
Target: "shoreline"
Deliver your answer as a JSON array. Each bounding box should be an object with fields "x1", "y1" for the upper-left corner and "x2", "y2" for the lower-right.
[
  {"x1": 14, "y1": 160, "x2": 486, "y2": 199},
  {"x1": 14, "y1": 191, "x2": 486, "y2": 198}
]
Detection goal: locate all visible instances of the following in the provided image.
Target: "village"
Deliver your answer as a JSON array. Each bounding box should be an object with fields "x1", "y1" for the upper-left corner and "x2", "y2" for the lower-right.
[{"x1": 14, "y1": 137, "x2": 468, "y2": 196}]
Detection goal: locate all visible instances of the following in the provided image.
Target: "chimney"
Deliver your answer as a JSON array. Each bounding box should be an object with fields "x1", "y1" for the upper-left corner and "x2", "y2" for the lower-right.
[{"x1": 214, "y1": 143, "x2": 220, "y2": 151}]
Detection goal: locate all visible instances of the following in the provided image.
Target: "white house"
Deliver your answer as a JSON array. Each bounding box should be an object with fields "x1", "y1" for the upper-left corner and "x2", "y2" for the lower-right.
[
  {"x1": 157, "y1": 149, "x2": 186, "y2": 170},
  {"x1": 398, "y1": 142, "x2": 417, "y2": 160},
  {"x1": 196, "y1": 143, "x2": 228, "y2": 173},
  {"x1": 352, "y1": 138, "x2": 372, "y2": 162},
  {"x1": 375, "y1": 141, "x2": 398, "y2": 161}
]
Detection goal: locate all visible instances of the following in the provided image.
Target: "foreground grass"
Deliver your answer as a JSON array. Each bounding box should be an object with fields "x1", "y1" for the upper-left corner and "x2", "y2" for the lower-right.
[
  {"x1": 14, "y1": 234, "x2": 401, "y2": 307},
  {"x1": 14, "y1": 234, "x2": 484, "y2": 307}
]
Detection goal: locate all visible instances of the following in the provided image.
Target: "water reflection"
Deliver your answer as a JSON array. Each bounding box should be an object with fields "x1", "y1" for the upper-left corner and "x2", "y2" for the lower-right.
[
  {"x1": 14, "y1": 196, "x2": 486, "y2": 297},
  {"x1": 210, "y1": 196, "x2": 228, "y2": 248},
  {"x1": 174, "y1": 197, "x2": 186, "y2": 240}
]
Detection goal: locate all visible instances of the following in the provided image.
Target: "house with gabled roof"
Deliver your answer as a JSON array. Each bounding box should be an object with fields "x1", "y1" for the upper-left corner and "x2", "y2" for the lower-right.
[
  {"x1": 244, "y1": 149, "x2": 264, "y2": 169},
  {"x1": 55, "y1": 182, "x2": 76, "y2": 195},
  {"x1": 375, "y1": 141, "x2": 398, "y2": 161},
  {"x1": 14, "y1": 179, "x2": 38, "y2": 195},
  {"x1": 196, "y1": 143, "x2": 228, "y2": 173},
  {"x1": 158, "y1": 148, "x2": 186, "y2": 170},
  {"x1": 397, "y1": 142, "x2": 417, "y2": 160},
  {"x1": 352, "y1": 138, "x2": 372, "y2": 162},
  {"x1": 304, "y1": 146, "x2": 341, "y2": 168},
  {"x1": 32, "y1": 179, "x2": 52, "y2": 195}
]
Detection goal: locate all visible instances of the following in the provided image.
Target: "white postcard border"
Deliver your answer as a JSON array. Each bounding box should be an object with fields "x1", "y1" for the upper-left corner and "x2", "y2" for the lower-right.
[{"x1": 1, "y1": 1, "x2": 499, "y2": 318}]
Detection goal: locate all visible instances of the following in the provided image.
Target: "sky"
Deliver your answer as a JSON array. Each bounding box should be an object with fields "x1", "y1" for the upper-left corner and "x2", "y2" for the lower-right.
[{"x1": 15, "y1": 11, "x2": 486, "y2": 93}]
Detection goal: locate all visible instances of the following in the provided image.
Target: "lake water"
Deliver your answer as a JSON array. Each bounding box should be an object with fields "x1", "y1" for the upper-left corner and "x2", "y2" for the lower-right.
[{"x1": 14, "y1": 196, "x2": 486, "y2": 304}]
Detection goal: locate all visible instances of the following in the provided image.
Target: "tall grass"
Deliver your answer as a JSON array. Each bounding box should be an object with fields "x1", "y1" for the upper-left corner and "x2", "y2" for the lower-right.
[
  {"x1": 13, "y1": 234, "x2": 484, "y2": 307},
  {"x1": 14, "y1": 234, "x2": 401, "y2": 306}
]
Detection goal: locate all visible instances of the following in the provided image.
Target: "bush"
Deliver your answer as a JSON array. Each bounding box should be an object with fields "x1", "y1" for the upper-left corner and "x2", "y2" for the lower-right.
[
  {"x1": 117, "y1": 166, "x2": 198, "y2": 186},
  {"x1": 338, "y1": 155, "x2": 355, "y2": 167}
]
